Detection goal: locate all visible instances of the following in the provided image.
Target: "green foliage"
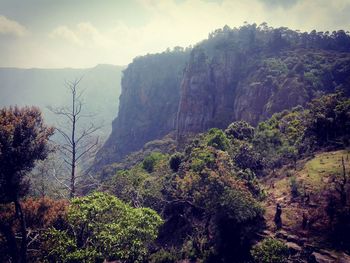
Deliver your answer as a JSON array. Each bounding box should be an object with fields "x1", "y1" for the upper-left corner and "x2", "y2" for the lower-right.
[
  {"x1": 232, "y1": 141, "x2": 263, "y2": 173},
  {"x1": 253, "y1": 106, "x2": 309, "y2": 169},
  {"x1": 289, "y1": 176, "x2": 299, "y2": 198},
  {"x1": 220, "y1": 187, "x2": 264, "y2": 223},
  {"x1": 43, "y1": 192, "x2": 163, "y2": 263},
  {"x1": 189, "y1": 147, "x2": 216, "y2": 172},
  {"x1": 165, "y1": 139, "x2": 264, "y2": 261},
  {"x1": 169, "y1": 152, "x2": 183, "y2": 172},
  {"x1": 251, "y1": 238, "x2": 289, "y2": 263},
  {"x1": 149, "y1": 248, "x2": 177, "y2": 263},
  {"x1": 43, "y1": 229, "x2": 78, "y2": 263},
  {"x1": 225, "y1": 120, "x2": 255, "y2": 141},
  {"x1": 205, "y1": 128, "x2": 230, "y2": 151},
  {"x1": 142, "y1": 152, "x2": 165, "y2": 173},
  {"x1": 264, "y1": 58, "x2": 288, "y2": 75},
  {"x1": 306, "y1": 92, "x2": 350, "y2": 147},
  {"x1": 104, "y1": 151, "x2": 171, "y2": 212}
]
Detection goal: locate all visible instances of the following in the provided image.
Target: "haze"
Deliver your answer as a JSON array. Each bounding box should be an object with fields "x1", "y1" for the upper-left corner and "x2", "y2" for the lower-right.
[{"x1": 0, "y1": 0, "x2": 350, "y2": 68}]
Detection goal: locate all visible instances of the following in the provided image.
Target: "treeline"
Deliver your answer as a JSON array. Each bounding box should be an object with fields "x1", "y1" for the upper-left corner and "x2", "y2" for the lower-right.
[{"x1": 205, "y1": 23, "x2": 350, "y2": 55}]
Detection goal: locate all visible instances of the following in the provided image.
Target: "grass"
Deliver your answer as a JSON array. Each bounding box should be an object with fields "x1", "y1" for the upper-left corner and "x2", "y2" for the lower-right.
[
  {"x1": 298, "y1": 150, "x2": 350, "y2": 193},
  {"x1": 261, "y1": 149, "x2": 350, "y2": 234}
]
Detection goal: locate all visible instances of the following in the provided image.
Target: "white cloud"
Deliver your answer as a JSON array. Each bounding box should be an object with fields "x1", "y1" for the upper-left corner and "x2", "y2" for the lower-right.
[
  {"x1": 49, "y1": 22, "x2": 113, "y2": 48},
  {"x1": 0, "y1": 15, "x2": 29, "y2": 37},
  {"x1": 49, "y1": 26, "x2": 83, "y2": 46},
  {"x1": 2, "y1": 0, "x2": 350, "y2": 68}
]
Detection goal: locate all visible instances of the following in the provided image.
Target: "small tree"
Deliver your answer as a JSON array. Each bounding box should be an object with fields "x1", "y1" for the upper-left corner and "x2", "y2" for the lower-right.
[
  {"x1": 49, "y1": 78, "x2": 100, "y2": 198},
  {"x1": 0, "y1": 106, "x2": 53, "y2": 263}
]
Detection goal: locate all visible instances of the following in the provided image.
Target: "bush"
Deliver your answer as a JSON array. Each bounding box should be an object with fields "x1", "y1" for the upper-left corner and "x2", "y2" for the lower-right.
[
  {"x1": 289, "y1": 176, "x2": 299, "y2": 198},
  {"x1": 251, "y1": 238, "x2": 289, "y2": 263},
  {"x1": 225, "y1": 121, "x2": 255, "y2": 141},
  {"x1": 169, "y1": 153, "x2": 183, "y2": 172},
  {"x1": 43, "y1": 192, "x2": 163, "y2": 263},
  {"x1": 149, "y1": 248, "x2": 177, "y2": 263},
  {"x1": 142, "y1": 152, "x2": 164, "y2": 173},
  {"x1": 206, "y1": 128, "x2": 229, "y2": 151}
]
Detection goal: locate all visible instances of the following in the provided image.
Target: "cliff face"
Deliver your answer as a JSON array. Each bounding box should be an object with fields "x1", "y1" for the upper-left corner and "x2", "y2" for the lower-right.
[
  {"x1": 177, "y1": 46, "x2": 350, "y2": 137},
  {"x1": 176, "y1": 49, "x2": 242, "y2": 135},
  {"x1": 97, "y1": 25, "x2": 350, "y2": 168},
  {"x1": 95, "y1": 51, "x2": 189, "y2": 167}
]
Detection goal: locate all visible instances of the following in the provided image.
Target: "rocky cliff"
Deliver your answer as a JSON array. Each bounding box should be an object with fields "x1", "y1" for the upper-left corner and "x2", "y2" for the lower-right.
[
  {"x1": 96, "y1": 25, "x2": 350, "y2": 168},
  {"x1": 177, "y1": 25, "x2": 350, "y2": 137},
  {"x1": 95, "y1": 50, "x2": 189, "y2": 167}
]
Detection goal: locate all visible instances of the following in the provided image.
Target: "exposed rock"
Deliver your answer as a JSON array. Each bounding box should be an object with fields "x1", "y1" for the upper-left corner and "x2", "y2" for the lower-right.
[
  {"x1": 339, "y1": 252, "x2": 350, "y2": 263},
  {"x1": 96, "y1": 26, "x2": 350, "y2": 169},
  {"x1": 286, "y1": 242, "x2": 302, "y2": 255},
  {"x1": 276, "y1": 230, "x2": 289, "y2": 239},
  {"x1": 94, "y1": 51, "x2": 189, "y2": 168},
  {"x1": 287, "y1": 234, "x2": 304, "y2": 245},
  {"x1": 309, "y1": 252, "x2": 337, "y2": 263},
  {"x1": 176, "y1": 48, "x2": 240, "y2": 136},
  {"x1": 177, "y1": 47, "x2": 350, "y2": 138}
]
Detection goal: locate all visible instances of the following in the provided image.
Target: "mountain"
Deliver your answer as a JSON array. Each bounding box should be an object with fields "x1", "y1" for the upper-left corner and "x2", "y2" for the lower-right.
[
  {"x1": 96, "y1": 24, "x2": 350, "y2": 168},
  {"x1": 94, "y1": 50, "x2": 190, "y2": 167},
  {"x1": 0, "y1": 64, "x2": 124, "y2": 140}
]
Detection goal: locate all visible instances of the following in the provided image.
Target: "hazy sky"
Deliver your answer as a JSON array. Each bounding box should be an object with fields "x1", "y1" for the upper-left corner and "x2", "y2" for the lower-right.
[{"x1": 1, "y1": 0, "x2": 349, "y2": 68}]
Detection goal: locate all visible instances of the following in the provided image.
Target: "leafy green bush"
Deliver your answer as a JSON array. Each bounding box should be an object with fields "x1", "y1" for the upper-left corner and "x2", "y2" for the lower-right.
[
  {"x1": 251, "y1": 238, "x2": 289, "y2": 263},
  {"x1": 225, "y1": 120, "x2": 255, "y2": 141},
  {"x1": 43, "y1": 192, "x2": 163, "y2": 263},
  {"x1": 143, "y1": 152, "x2": 165, "y2": 173},
  {"x1": 205, "y1": 128, "x2": 229, "y2": 151},
  {"x1": 149, "y1": 248, "x2": 177, "y2": 263},
  {"x1": 169, "y1": 152, "x2": 183, "y2": 172}
]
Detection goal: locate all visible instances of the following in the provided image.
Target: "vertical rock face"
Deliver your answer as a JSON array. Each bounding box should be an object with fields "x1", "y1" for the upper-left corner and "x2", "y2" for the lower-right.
[
  {"x1": 177, "y1": 48, "x2": 242, "y2": 136},
  {"x1": 177, "y1": 46, "x2": 350, "y2": 138},
  {"x1": 96, "y1": 25, "x2": 350, "y2": 168},
  {"x1": 95, "y1": 51, "x2": 189, "y2": 167}
]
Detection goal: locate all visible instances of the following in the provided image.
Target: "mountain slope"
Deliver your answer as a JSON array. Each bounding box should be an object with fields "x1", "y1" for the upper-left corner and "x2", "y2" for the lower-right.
[
  {"x1": 97, "y1": 25, "x2": 350, "y2": 168},
  {"x1": 95, "y1": 50, "x2": 189, "y2": 168},
  {"x1": 177, "y1": 26, "x2": 350, "y2": 137}
]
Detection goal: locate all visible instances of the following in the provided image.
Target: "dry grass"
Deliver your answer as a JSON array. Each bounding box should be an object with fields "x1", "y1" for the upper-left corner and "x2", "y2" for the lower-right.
[{"x1": 261, "y1": 150, "x2": 350, "y2": 237}]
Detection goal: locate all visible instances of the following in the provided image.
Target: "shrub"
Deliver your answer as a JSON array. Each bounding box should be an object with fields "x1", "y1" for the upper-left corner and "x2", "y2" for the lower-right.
[
  {"x1": 149, "y1": 248, "x2": 177, "y2": 263},
  {"x1": 169, "y1": 153, "x2": 183, "y2": 172},
  {"x1": 206, "y1": 128, "x2": 230, "y2": 151},
  {"x1": 251, "y1": 238, "x2": 289, "y2": 263},
  {"x1": 289, "y1": 176, "x2": 299, "y2": 198},
  {"x1": 142, "y1": 152, "x2": 164, "y2": 173},
  {"x1": 225, "y1": 121, "x2": 255, "y2": 141},
  {"x1": 43, "y1": 192, "x2": 163, "y2": 263}
]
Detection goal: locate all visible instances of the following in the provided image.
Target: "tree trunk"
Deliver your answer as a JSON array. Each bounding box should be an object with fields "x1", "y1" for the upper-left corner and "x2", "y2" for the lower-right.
[
  {"x1": 0, "y1": 221, "x2": 19, "y2": 263},
  {"x1": 14, "y1": 198, "x2": 27, "y2": 263}
]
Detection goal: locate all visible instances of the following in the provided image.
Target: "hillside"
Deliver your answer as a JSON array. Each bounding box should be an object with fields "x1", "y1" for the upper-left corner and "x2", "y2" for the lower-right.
[
  {"x1": 96, "y1": 25, "x2": 350, "y2": 168},
  {"x1": 261, "y1": 150, "x2": 350, "y2": 262},
  {"x1": 91, "y1": 92, "x2": 350, "y2": 262},
  {"x1": 0, "y1": 64, "x2": 124, "y2": 140},
  {"x1": 95, "y1": 50, "x2": 190, "y2": 168}
]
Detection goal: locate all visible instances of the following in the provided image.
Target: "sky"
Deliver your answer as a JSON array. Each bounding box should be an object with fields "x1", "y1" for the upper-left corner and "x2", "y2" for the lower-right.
[{"x1": 0, "y1": 0, "x2": 350, "y2": 68}]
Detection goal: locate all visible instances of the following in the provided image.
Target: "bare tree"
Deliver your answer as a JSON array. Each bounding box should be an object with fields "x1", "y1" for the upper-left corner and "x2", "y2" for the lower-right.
[{"x1": 49, "y1": 78, "x2": 101, "y2": 198}]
